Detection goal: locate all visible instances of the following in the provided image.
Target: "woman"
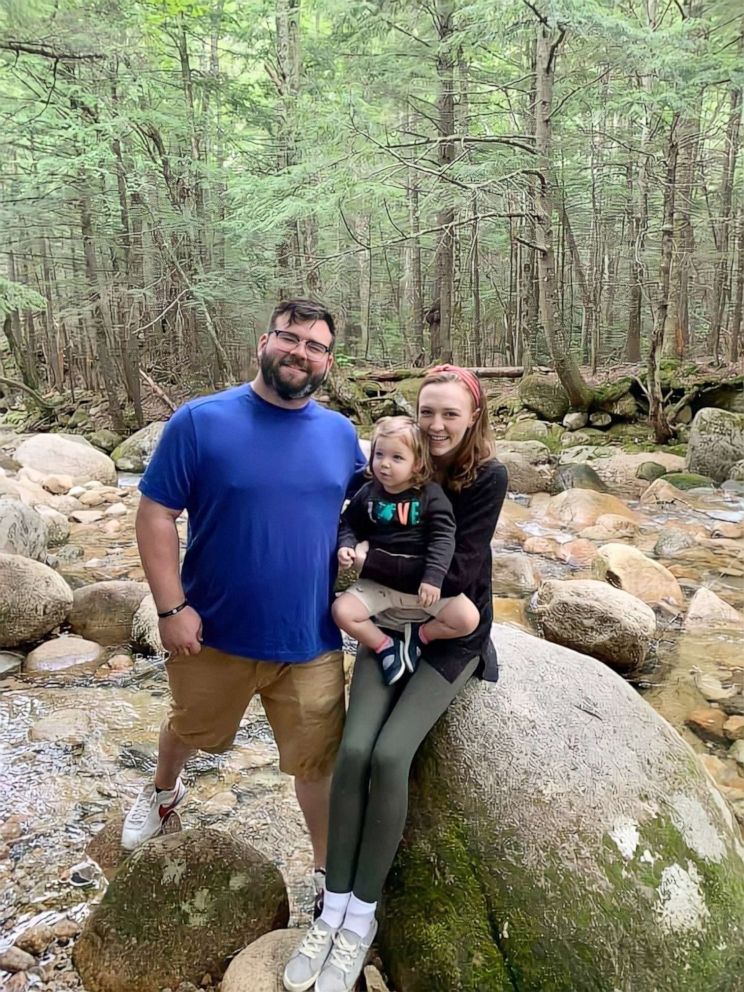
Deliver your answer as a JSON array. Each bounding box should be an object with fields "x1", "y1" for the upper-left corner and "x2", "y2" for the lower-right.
[{"x1": 284, "y1": 365, "x2": 508, "y2": 992}]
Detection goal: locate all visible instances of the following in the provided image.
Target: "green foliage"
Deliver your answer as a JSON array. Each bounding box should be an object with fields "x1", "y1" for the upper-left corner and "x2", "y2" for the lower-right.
[{"x1": 0, "y1": 277, "x2": 46, "y2": 319}]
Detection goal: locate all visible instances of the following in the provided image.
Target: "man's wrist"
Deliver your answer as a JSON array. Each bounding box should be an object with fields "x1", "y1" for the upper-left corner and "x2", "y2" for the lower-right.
[{"x1": 157, "y1": 600, "x2": 189, "y2": 619}]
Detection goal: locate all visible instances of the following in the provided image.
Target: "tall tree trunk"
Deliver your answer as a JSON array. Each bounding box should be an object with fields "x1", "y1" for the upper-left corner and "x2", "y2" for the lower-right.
[
  {"x1": 709, "y1": 78, "x2": 742, "y2": 358},
  {"x1": 404, "y1": 113, "x2": 425, "y2": 361},
  {"x1": 431, "y1": 0, "x2": 455, "y2": 361},
  {"x1": 648, "y1": 116, "x2": 679, "y2": 444},
  {"x1": 663, "y1": 109, "x2": 699, "y2": 357},
  {"x1": 533, "y1": 22, "x2": 592, "y2": 408},
  {"x1": 274, "y1": 0, "x2": 302, "y2": 297},
  {"x1": 729, "y1": 208, "x2": 744, "y2": 363}
]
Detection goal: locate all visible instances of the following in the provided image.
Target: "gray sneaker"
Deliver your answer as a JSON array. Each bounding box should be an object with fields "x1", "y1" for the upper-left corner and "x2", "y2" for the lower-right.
[
  {"x1": 315, "y1": 920, "x2": 378, "y2": 992},
  {"x1": 283, "y1": 918, "x2": 336, "y2": 992}
]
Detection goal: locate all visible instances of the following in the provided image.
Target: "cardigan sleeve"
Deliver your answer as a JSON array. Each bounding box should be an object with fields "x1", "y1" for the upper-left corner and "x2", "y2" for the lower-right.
[{"x1": 440, "y1": 460, "x2": 508, "y2": 599}]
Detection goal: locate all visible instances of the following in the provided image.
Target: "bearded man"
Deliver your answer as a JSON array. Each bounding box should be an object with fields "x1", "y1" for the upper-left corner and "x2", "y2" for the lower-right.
[{"x1": 121, "y1": 299, "x2": 365, "y2": 915}]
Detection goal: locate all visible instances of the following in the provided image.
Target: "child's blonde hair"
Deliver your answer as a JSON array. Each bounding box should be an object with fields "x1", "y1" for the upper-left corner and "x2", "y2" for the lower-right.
[{"x1": 368, "y1": 415, "x2": 433, "y2": 489}]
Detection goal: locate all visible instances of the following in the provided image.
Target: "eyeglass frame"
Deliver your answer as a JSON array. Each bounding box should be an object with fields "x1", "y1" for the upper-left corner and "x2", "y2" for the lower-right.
[{"x1": 268, "y1": 328, "x2": 334, "y2": 361}]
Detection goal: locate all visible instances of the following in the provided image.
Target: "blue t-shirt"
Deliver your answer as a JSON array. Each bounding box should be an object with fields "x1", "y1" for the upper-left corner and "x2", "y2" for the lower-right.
[{"x1": 139, "y1": 384, "x2": 366, "y2": 661}]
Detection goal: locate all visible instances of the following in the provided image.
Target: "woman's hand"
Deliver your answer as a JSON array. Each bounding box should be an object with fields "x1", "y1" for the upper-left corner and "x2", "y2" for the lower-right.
[
  {"x1": 338, "y1": 547, "x2": 355, "y2": 570},
  {"x1": 159, "y1": 605, "x2": 203, "y2": 656},
  {"x1": 418, "y1": 583, "x2": 441, "y2": 608},
  {"x1": 353, "y1": 541, "x2": 369, "y2": 571}
]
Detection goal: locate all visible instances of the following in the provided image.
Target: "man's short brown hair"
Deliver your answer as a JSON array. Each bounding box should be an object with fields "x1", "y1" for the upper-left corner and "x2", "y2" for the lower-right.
[{"x1": 269, "y1": 298, "x2": 336, "y2": 342}]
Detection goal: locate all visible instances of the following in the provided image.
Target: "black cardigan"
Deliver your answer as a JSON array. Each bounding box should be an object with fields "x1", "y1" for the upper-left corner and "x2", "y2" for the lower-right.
[{"x1": 417, "y1": 459, "x2": 508, "y2": 683}]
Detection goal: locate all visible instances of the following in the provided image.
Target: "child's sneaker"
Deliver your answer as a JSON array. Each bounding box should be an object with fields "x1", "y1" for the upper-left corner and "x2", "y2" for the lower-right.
[
  {"x1": 403, "y1": 622, "x2": 425, "y2": 673},
  {"x1": 377, "y1": 638, "x2": 405, "y2": 685}
]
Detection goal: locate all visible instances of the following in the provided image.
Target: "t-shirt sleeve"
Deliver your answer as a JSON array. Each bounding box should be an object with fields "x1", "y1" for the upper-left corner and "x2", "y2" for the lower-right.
[
  {"x1": 138, "y1": 405, "x2": 197, "y2": 512},
  {"x1": 440, "y1": 461, "x2": 509, "y2": 598},
  {"x1": 338, "y1": 484, "x2": 371, "y2": 549},
  {"x1": 345, "y1": 439, "x2": 369, "y2": 498}
]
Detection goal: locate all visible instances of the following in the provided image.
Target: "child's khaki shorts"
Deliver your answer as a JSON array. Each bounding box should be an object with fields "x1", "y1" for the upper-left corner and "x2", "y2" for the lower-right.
[
  {"x1": 344, "y1": 578, "x2": 455, "y2": 622},
  {"x1": 165, "y1": 645, "x2": 345, "y2": 781}
]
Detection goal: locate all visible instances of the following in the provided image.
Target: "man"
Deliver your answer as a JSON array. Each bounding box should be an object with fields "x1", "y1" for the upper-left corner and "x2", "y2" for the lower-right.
[{"x1": 122, "y1": 299, "x2": 366, "y2": 912}]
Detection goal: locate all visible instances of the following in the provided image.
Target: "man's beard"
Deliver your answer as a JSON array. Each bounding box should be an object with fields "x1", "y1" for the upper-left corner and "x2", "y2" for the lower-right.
[{"x1": 259, "y1": 351, "x2": 327, "y2": 400}]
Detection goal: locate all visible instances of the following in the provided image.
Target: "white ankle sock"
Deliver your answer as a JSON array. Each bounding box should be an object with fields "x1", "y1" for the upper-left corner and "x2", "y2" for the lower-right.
[
  {"x1": 342, "y1": 894, "x2": 377, "y2": 938},
  {"x1": 319, "y1": 888, "x2": 351, "y2": 930}
]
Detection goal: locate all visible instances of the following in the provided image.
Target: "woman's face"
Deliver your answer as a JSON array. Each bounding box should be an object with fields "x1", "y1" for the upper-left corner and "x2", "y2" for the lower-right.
[{"x1": 417, "y1": 381, "x2": 478, "y2": 462}]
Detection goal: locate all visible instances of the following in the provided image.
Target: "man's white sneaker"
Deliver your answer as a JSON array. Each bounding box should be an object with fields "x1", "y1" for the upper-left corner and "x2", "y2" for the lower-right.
[
  {"x1": 283, "y1": 918, "x2": 337, "y2": 992},
  {"x1": 121, "y1": 778, "x2": 187, "y2": 851},
  {"x1": 315, "y1": 920, "x2": 378, "y2": 992}
]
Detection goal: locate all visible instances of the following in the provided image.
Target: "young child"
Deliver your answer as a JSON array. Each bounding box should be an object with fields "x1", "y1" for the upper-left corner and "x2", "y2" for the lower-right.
[{"x1": 333, "y1": 415, "x2": 479, "y2": 684}]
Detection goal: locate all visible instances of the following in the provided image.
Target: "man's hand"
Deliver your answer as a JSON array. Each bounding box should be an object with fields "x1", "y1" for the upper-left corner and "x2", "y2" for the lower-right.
[
  {"x1": 418, "y1": 583, "x2": 441, "y2": 608},
  {"x1": 353, "y1": 540, "x2": 369, "y2": 572},
  {"x1": 159, "y1": 605, "x2": 203, "y2": 656}
]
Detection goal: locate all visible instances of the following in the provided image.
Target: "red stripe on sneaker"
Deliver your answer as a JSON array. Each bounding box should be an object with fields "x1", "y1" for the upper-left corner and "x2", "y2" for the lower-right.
[{"x1": 158, "y1": 795, "x2": 181, "y2": 819}]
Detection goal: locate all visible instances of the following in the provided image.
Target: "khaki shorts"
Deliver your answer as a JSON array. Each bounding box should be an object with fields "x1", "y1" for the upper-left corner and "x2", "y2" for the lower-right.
[
  {"x1": 345, "y1": 578, "x2": 455, "y2": 627},
  {"x1": 165, "y1": 645, "x2": 345, "y2": 781}
]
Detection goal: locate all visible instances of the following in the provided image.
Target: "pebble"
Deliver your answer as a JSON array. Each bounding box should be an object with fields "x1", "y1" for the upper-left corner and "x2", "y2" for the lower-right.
[
  {"x1": 52, "y1": 919, "x2": 82, "y2": 940},
  {"x1": 15, "y1": 923, "x2": 54, "y2": 955}
]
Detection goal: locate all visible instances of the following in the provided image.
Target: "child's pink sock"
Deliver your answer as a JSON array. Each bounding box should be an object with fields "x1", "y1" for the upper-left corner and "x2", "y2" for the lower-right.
[{"x1": 374, "y1": 634, "x2": 393, "y2": 654}]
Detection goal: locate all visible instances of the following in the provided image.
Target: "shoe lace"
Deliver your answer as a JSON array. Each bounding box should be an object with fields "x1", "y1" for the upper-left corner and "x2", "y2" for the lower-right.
[
  {"x1": 127, "y1": 786, "x2": 156, "y2": 827},
  {"x1": 299, "y1": 922, "x2": 330, "y2": 957},
  {"x1": 327, "y1": 931, "x2": 360, "y2": 974}
]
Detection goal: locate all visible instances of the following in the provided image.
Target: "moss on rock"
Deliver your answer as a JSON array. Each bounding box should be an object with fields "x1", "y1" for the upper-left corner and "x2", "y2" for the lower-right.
[{"x1": 660, "y1": 472, "x2": 718, "y2": 491}]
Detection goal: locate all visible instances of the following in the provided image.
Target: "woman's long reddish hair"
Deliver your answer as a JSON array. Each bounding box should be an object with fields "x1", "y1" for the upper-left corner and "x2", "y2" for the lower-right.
[{"x1": 417, "y1": 368, "x2": 493, "y2": 491}]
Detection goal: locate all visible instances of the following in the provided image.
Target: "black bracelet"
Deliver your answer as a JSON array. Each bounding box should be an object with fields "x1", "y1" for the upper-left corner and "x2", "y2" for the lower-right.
[{"x1": 157, "y1": 600, "x2": 189, "y2": 619}]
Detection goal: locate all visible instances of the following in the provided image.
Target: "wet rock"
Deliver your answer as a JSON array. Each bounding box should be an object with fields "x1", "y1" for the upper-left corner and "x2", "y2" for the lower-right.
[
  {"x1": 0, "y1": 553, "x2": 73, "y2": 648},
  {"x1": 692, "y1": 672, "x2": 739, "y2": 703},
  {"x1": 546, "y1": 490, "x2": 638, "y2": 529},
  {"x1": 15, "y1": 923, "x2": 54, "y2": 955},
  {"x1": 552, "y1": 463, "x2": 608, "y2": 494},
  {"x1": 221, "y1": 930, "x2": 307, "y2": 992},
  {"x1": 523, "y1": 535, "x2": 560, "y2": 558},
  {"x1": 491, "y1": 440, "x2": 555, "y2": 494},
  {"x1": 52, "y1": 918, "x2": 82, "y2": 940},
  {"x1": 86, "y1": 814, "x2": 128, "y2": 880},
  {"x1": 579, "y1": 513, "x2": 638, "y2": 542},
  {"x1": 654, "y1": 527, "x2": 698, "y2": 557},
  {"x1": 131, "y1": 594, "x2": 163, "y2": 654},
  {"x1": 111, "y1": 422, "x2": 167, "y2": 473},
  {"x1": 560, "y1": 427, "x2": 613, "y2": 448},
  {"x1": 73, "y1": 828, "x2": 289, "y2": 992},
  {"x1": 34, "y1": 504, "x2": 71, "y2": 547},
  {"x1": 56, "y1": 544, "x2": 85, "y2": 563},
  {"x1": 563, "y1": 411, "x2": 588, "y2": 431},
  {"x1": 0, "y1": 650, "x2": 23, "y2": 675},
  {"x1": 491, "y1": 597, "x2": 531, "y2": 631},
  {"x1": 24, "y1": 635, "x2": 105, "y2": 675},
  {"x1": 535, "y1": 579, "x2": 656, "y2": 671},
  {"x1": 636, "y1": 461, "x2": 667, "y2": 483},
  {"x1": 70, "y1": 509, "x2": 105, "y2": 524},
  {"x1": 490, "y1": 552, "x2": 541, "y2": 596},
  {"x1": 504, "y1": 420, "x2": 564, "y2": 447},
  {"x1": 687, "y1": 408, "x2": 744, "y2": 483},
  {"x1": 493, "y1": 499, "x2": 531, "y2": 541},
  {"x1": 29, "y1": 707, "x2": 91, "y2": 744},
  {"x1": 588, "y1": 411, "x2": 612, "y2": 428},
  {"x1": 5, "y1": 973, "x2": 29, "y2": 991},
  {"x1": 593, "y1": 544, "x2": 684, "y2": 607},
  {"x1": 686, "y1": 707, "x2": 727, "y2": 743},
  {"x1": 0, "y1": 947, "x2": 36, "y2": 973},
  {"x1": 555, "y1": 538, "x2": 599, "y2": 568},
  {"x1": 588, "y1": 452, "x2": 685, "y2": 499},
  {"x1": 105, "y1": 503, "x2": 127, "y2": 517},
  {"x1": 87, "y1": 429, "x2": 122, "y2": 454},
  {"x1": 14, "y1": 434, "x2": 117, "y2": 487},
  {"x1": 518, "y1": 374, "x2": 569, "y2": 422},
  {"x1": 730, "y1": 741, "x2": 744, "y2": 768},
  {"x1": 42, "y1": 473, "x2": 74, "y2": 495},
  {"x1": 0, "y1": 498, "x2": 49, "y2": 560},
  {"x1": 68, "y1": 580, "x2": 149, "y2": 646},
  {"x1": 380, "y1": 623, "x2": 744, "y2": 992},
  {"x1": 660, "y1": 471, "x2": 717, "y2": 491},
  {"x1": 724, "y1": 716, "x2": 744, "y2": 741},
  {"x1": 685, "y1": 588, "x2": 744, "y2": 631}
]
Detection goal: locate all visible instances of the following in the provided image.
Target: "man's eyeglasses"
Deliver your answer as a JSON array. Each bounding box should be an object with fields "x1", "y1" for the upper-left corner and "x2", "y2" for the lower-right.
[{"x1": 269, "y1": 329, "x2": 332, "y2": 360}]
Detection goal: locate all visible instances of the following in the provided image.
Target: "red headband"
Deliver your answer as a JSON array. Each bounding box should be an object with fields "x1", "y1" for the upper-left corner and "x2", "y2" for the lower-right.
[{"x1": 424, "y1": 364, "x2": 482, "y2": 408}]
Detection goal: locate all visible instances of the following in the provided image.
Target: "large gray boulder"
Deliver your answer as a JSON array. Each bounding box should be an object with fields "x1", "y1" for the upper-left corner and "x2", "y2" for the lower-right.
[
  {"x1": 73, "y1": 828, "x2": 289, "y2": 992},
  {"x1": 492, "y1": 440, "x2": 555, "y2": 493},
  {"x1": 379, "y1": 624, "x2": 744, "y2": 992},
  {"x1": 0, "y1": 553, "x2": 73, "y2": 647},
  {"x1": 14, "y1": 434, "x2": 117, "y2": 486},
  {"x1": 687, "y1": 408, "x2": 744, "y2": 483},
  {"x1": 111, "y1": 422, "x2": 166, "y2": 472},
  {"x1": 0, "y1": 497, "x2": 48, "y2": 559},
  {"x1": 518, "y1": 374, "x2": 569, "y2": 422}
]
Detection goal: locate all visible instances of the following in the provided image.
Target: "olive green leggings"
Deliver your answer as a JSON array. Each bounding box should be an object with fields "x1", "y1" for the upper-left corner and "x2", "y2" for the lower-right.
[{"x1": 325, "y1": 646, "x2": 479, "y2": 904}]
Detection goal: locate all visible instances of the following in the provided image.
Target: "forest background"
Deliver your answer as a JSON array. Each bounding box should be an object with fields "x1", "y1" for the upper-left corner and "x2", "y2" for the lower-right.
[{"x1": 1, "y1": 0, "x2": 743, "y2": 437}]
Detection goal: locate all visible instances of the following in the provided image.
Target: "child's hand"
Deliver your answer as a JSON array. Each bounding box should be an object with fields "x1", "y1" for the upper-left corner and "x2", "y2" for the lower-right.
[
  {"x1": 338, "y1": 547, "x2": 355, "y2": 570},
  {"x1": 353, "y1": 541, "x2": 369, "y2": 571},
  {"x1": 418, "y1": 583, "x2": 440, "y2": 608}
]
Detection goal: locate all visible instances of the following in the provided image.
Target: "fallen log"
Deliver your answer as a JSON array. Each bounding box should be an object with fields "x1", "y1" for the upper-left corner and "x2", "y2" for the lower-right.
[{"x1": 351, "y1": 366, "x2": 530, "y2": 382}]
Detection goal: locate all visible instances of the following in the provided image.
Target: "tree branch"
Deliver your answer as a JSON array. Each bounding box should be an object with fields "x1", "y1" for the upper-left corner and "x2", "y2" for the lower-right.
[{"x1": 1, "y1": 41, "x2": 105, "y2": 61}]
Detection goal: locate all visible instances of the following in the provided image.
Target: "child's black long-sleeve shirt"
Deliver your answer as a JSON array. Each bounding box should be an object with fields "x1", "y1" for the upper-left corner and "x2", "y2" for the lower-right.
[{"x1": 338, "y1": 479, "x2": 456, "y2": 593}]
